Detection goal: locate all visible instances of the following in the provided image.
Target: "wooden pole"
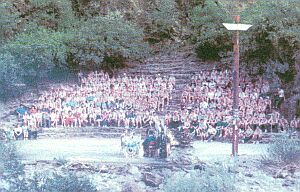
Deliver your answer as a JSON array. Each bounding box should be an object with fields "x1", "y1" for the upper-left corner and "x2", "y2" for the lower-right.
[{"x1": 232, "y1": 15, "x2": 240, "y2": 157}]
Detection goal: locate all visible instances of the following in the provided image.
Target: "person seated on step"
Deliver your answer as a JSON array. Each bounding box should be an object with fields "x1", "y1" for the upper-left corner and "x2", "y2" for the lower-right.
[
  {"x1": 143, "y1": 130, "x2": 157, "y2": 156},
  {"x1": 29, "y1": 123, "x2": 38, "y2": 140},
  {"x1": 13, "y1": 124, "x2": 24, "y2": 140},
  {"x1": 50, "y1": 110, "x2": 59, "y2": 128},
  {"x1": 252, "y1": 125, "x2": 262, "y2": 144},
  {"x1": 290, "y1": 117, "x2": 298, "y2": 133},
  {"x1": 278, "y1": 117, "x2": 289, "y2": 133},
  {"x1": 242, "y1": 125, "x2": 253, "y2": 143},
  {"x1": 65, "y1": 111, "x2": 75, "y2": 128},
  {"x1": 196, "y1": 119, "x2": 208, "y2": 138},
  {"x1": 21, "y1": 123, "x2": 29, "y2": 140},
  {"x1": 206, "y1": 125, "x2": 217, "y2": 142},
  {"x1": 16, "y1": 104, "x2": 27, "y2": 120}
]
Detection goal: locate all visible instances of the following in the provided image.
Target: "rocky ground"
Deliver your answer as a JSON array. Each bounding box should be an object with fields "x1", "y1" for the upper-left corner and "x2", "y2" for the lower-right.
[{"x1": 14, "y1": 138, "x2": 300, "y2": 192}]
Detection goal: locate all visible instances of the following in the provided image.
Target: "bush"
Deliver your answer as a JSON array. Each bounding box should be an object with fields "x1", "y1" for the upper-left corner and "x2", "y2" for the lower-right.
[
  {"x1": 262, "y1": 137, "x2": 300, "y2": 166},
  {"x1": 30, "y1": 172, "x2": 97, "y2": 192},
  {"x1": 1, "y1": 142, "x2": 96, "y2": 192},
  {"x1": 164, "y1": 166, "x2": 236, "y2": 192},
  {"x1": 195, "y1": 42, "x2": 223, "y2": 61},
  {"x1": 0, "y1": 141, "x2": 26, "y2": 192}
]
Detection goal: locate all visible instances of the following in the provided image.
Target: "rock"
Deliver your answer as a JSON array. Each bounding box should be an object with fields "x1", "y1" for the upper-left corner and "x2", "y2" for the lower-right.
[
  {"x1": 36, "y1": 160, "x2": 52, "y2": 164},
  {"x1": 128, "y1": 165, "x2": 140, "y2": 175},
  {"x1": 122, "y1": 182, "x2": 144, "y2": 192},
  {"x1": 128, "y1": 165, "x2": 142, "y2": 181},
  {"x1": 228, "y1": 166, "x2": 239, "y2": 174},
  {"x1": 67, "y1": 162, "x2": 98, "y2": 172},
  {"x1": 282, "y1": 179, "x2": 295, "y2": 187},
  {"x1": 99, "y1": 165, "x2": 109, "y2": 173},
  {"x1": 143, "y1": 172, "x2": 163, "y2": 187},
  {"x1": 245, "y1": 173, "x2": 254, "y2": 177},
  {"x1": 293, "y1": 171, "x2": 300, "y2": 179},
  {"x1": 194, "y1": 163, "x2": 206, "y2": 171},
  {"x1": 109, "y1": 174, "x2": 118, "y2": 179},
  {"x1": 276, "y1": 170, "x2": 289, "y2": 179}
]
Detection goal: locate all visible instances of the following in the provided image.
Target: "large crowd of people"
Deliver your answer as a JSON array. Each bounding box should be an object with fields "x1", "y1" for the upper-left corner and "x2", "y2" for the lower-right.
[
  {"x1": 14, "y1": 72, "x2": 175, "y2": 136},
  {"x1": 165, "y1": 69, "x2": 300, "y2": 143},
  {"x1": 10, "y1": 69, "x2": 299, "y2": 142}
]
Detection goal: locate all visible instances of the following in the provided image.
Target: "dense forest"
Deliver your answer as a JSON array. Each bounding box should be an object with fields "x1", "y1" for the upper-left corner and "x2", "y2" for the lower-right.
[{"x1": 0, "y1": 0, "x2": 299, "y2": 116}]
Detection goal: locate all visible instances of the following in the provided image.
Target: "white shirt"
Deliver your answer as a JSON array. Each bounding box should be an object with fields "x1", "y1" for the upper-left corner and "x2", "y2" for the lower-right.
[
  {"x1": 278, "y1": 89, "x2": 284, "y2": 98},
  {"x1": 200, "y1": 101, "x2": 208, "y2": 109}
]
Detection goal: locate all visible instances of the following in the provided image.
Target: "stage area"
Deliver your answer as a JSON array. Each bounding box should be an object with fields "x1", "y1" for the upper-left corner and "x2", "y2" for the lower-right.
[{"x1": 15, "y1": 138, "x2": 268, "y2": 163}]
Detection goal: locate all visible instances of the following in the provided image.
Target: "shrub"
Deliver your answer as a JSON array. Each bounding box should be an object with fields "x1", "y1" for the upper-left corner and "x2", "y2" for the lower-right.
[
  {"x1": 31, "y1": 172, "x2": 97, "y2": 192},
  {"x1": 0, "y1": 141, "x2": 26, "y2": 192},
  {"x1": 164, "y1": 165, "x2": 236, "y2": 192},
  {"x1": 1, "y1": 142, "x2": 96, "y2": 192},
  {"x1": 195, "y1": 42, "x2": 222, "y2": 61},
  {"x1": 261, "y1": 137, "x2": 300, "y2": 166}
]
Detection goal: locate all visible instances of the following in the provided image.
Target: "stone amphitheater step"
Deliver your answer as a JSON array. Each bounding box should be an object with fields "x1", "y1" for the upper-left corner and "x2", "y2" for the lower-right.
[
  {"x1": 38, "y1": 127, "x2": 149, "y2": 139},
  {"x1": 121, "y1": 54, "x2": 214, "y2": 117}
]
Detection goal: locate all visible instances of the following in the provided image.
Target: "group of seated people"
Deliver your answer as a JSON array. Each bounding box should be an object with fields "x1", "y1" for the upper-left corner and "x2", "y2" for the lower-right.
[
  {"x1": 164, "y1": 69, "x2": 300, "y2": 143},
  {"x1": 11, "y1": 69, "x2": 299, "y2": 143},
  {"x1": 10, "y1": 123, "x2": 38, "y2": 140},
  {"x1": 15, "y1": 71, "x2": 175, "y2": 131}
]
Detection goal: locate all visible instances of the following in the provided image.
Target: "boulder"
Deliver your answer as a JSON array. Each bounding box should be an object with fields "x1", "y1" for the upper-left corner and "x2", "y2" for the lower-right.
[
  {"x1": 127, "y1": 165, "x2": 142, "y2": 181},
  {"x1": 245, "y1": 173, "x2": 254, "y2": 177},
  {"x1": 142, "y1": 172, "x2": 163, "y2": 187},
  {"x1": 194, "y1": 162, "x2": 206, "y2": 171},
  {"x1": 282, "y1": 178, "x2": 295, "y2": 187},
  {"x1": 276, "y1": 169, "x2": 290, "y2": 179},
  {"x1": 122, "y1": 182, "x2": 144, "y2": 192},
  {"x1": 128, "y1": 165, "x2": 140, "y2": 175},
  {"x1": 99, "y1": 164, "x2": 109, "y2": 173},
  {"x1": 67, "y1": 162, "x2": 98, "y2": 172}
]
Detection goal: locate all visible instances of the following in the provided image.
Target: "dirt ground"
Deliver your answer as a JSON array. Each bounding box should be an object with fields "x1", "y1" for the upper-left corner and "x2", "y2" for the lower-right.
[
  {"x1": 16, "y1": 138, "x2": 267, "y2": 163},
  {"x1": 14, "y1": 138, "x2": 300, "y2": 192}
]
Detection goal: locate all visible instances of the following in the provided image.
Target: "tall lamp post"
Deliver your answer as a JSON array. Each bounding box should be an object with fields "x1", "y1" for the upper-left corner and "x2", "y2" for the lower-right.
[{"x1": 223, "y1": 16, "x2": 252, "y2": 157}]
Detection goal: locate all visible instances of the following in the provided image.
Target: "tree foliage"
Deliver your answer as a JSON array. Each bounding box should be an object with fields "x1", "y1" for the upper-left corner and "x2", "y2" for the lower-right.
[
  {"x1": 0, "y1": 0, "x2": 150, "y2": 98},
  {"x1": 0, "y1": 0, "x2": 19, "y2": 42},
  {"x1": 147, "y1": 0, "x2": 179, "y2": 35},
  {"x1": 241, "y1": 0, "x2": 300, "y2": 81},
  {"x1": 69, "y1": 11, "x2": 150, "y2": 69},
  {"x1": 0, "y1": 0, "x2": 299, "y2": 100},
  {"x1": 261, "y1": 137, "x2": 300, "y2": 166},
  {"x1": 164, "y1": 166, "x2": 236, "y2": 192},
  {"x1": 0, "y1": 142, "x2": 26, "y2": 192},
  {"x1": 189, "y1": 0, "x2": 299, "y2": 88},
  {"x1": 29, "y1": 172, "x2": 97, "y2": 192},
  {"x1": 190, "y1": 0, "x2": 232, "y2": 61}
]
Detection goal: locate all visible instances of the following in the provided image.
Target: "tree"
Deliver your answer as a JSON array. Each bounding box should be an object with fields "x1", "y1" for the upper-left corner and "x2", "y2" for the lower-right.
[
  {"x1": 2, "y1": 22, "x2": 72, "y2": 88},
  {"x1": 0, "y1": 0, "x2": 151, "y2": 98},
  {"x1": 0, "y1": 0, "x2": 19, "y2": 43},
  {"x1": 190, "y1": 0, "x2": 232, "y2": 61},
  {"x1": 241, "y1": 0, "x2": 300, "y2": 82},
  {"x1": 69, "y1": 11, "x2": 150, "y2": 70}
]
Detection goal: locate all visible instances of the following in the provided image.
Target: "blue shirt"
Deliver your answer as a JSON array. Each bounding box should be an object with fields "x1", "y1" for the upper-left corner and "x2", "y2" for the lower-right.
[{"x1": 16, "y1": 107, "x2": 27, "y2": 115}]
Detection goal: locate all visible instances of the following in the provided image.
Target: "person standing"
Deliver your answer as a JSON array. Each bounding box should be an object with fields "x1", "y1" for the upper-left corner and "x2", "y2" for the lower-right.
[
  {"x1": 13, "y1": 124, "x2": 23, "y2": 140},
  {"x1": 275, "y1": 88, "x2": 285, "y2": 108}
]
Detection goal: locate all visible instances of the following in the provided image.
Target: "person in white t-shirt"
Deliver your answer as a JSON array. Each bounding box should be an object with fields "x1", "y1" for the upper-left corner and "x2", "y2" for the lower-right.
[{"x1": 275, "y1": 88, "x2": 285, "y2": 108}]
